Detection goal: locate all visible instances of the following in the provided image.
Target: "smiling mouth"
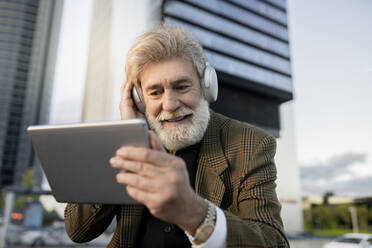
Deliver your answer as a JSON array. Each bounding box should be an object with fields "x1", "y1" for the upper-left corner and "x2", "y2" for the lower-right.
[{"x1": 162, "y1": 114, "x2": 192, "y2": 123}]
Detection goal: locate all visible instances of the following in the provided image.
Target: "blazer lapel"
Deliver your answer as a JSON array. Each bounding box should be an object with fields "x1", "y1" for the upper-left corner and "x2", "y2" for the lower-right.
[{"x1": 195, "y1": 111, "x2": 228, "y2": 207}]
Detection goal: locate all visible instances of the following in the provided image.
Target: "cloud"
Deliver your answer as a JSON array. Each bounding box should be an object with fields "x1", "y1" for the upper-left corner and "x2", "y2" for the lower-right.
[
  {"x1": 300, "y1": 152, "x2": 370, "y2": 196},
  {"x1": 334, "y1": 176, "x2": 372, "y2": 196},
  {"x1": 301, "y1": 152, "x2": 366, "y2": 180}
]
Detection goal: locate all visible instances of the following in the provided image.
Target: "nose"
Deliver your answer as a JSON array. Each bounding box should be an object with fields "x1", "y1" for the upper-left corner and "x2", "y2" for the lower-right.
[{"x1": 162, "y1": 90, "x2": 180, "y2": 112}]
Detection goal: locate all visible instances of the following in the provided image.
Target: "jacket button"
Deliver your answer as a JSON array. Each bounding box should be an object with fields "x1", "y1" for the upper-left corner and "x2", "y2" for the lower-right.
[
  {"x1": 164, "y1": 226, "x2": 172, "y2": 233},
  {"x1": 90, "y1": 206, "x2": 97, "y2": 213}
]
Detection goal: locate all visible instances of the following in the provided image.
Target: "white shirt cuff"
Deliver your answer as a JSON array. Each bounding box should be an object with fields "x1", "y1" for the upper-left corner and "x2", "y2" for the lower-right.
[{"x1": 189, "y1": 205, "x2": 227, "y2": 248}]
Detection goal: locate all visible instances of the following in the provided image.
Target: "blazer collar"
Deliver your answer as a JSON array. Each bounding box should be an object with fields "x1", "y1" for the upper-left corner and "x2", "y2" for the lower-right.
[{"x1": 195, "y1": 110, "x2": 228, "y2": 207}]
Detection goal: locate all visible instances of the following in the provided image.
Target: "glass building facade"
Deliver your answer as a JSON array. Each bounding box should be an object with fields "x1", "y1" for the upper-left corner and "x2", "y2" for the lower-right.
[
  {"x1": 162, "y1": 0, "x2": 292, "y2": 136},
  {"x1": 0, "y1": 0, "x2": 62, "y2": 187}
]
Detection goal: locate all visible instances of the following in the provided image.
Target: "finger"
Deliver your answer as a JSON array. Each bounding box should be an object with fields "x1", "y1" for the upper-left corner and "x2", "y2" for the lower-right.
[
  {"x1": 110, "y1": 157, "x2": 160, "y2": 177},
  {"x1": 116, "y1": 172, "x2": 159, "y2": 193},
  {"x1": 119, "y1": 81, "x2": 135, "y2": 120},
  {"x1": 120, "y1": 80, "x2": 133, "y2": 100},
  {"x1": 116, "y1": 146, "x2": 173, "y2": 167},
  {"x1": 126, "y1": 185, "x2": 158, "y2": 205},
  {"x1": 120, "y1": 81, "x2": 131, "y2": 112},
  {"x1": 120, "y1": 83, "x2": 134, "y2": 107},
  {"x1": 120, "y1": 81, "x2": 126, "y2": 99},
  {"x1": 149, "y1": 131, "x2": 165, "y2": 152},
  {"x1": 124, "y1": 80, "x2": 133, "y2": 99}
]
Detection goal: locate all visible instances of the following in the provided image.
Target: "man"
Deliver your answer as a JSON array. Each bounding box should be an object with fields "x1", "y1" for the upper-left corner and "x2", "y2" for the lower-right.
[{"x1": 65, "y1": 24, "x2": 289, "y2": 248}]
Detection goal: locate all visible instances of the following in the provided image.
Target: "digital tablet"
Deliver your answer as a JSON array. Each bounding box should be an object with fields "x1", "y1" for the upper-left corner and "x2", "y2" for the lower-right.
[{"x1": 27, "y1": 119, "x2": 149, "y2": 205}]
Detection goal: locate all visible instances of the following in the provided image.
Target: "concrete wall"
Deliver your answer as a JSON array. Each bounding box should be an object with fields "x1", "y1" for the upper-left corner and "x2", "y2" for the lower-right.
[
  {"x1": 82, "y1": 0, "x2": 162, "y2": 122},
  {"x1": 276, "y1": 101, "x2": 303, "y2": 233}
]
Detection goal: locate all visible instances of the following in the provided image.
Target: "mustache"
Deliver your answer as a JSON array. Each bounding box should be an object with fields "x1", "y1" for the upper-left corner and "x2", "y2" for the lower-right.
[{"x1": 155, "y1": 107, "x2": 194, "y2": 122}]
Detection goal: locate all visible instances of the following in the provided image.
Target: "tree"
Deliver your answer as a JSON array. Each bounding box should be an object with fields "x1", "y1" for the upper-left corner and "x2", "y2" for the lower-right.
[
  {"x1": 357, "y1": 205, "x2": 369, "y2": 230},
  {"x1": 21, "y1": 167, "x2": 36, "y2": 187},
  {"x1": 13, "y1": 167, "x2": 39, "y2": 210},
  {"x1": 312, "y1": 205, "x2": 337, "y2": 229},
  {"x1": 303, "y1": 208, "x2": 314, "y2": 229},
  {"x1": 334, "y1": 204, "x2": 352, "y2": 228}
]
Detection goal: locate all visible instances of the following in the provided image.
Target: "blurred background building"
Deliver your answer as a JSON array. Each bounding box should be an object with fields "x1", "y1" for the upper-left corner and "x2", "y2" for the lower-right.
[
  {"x1": 0, "y1": 0, "x2": 63, "y2": 188},
  {"x1": 82, "y1": 0, "x2": 302, "y2": 233},
  {"x1": 163, "y1": 0, "x2": 292, "y2": 135}
]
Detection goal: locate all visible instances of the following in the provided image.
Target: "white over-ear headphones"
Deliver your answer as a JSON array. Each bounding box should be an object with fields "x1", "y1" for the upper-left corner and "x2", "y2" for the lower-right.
[
  {"x1": 132, "y1": 62, "x2": 218, "y2": 113},
  {"x1": 203, "y1": 62, "x2": 218, "y2": 103}
]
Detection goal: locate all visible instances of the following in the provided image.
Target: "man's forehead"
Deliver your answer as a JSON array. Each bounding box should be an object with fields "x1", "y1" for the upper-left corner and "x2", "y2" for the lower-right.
[
  {"x1": 142, "y1": 75, "x2": 194, "y2": 89},
  {"x1": 139, "y1": 58, "x2": 199, "y2": 89}
]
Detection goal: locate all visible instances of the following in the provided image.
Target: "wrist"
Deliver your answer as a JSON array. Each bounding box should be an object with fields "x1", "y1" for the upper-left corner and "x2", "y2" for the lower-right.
[
  {"x1": 185, "y1": 200, "x2": 217, "y2": 245},
  {"x1": 178, "y1": 194, "x2": 208, "y2": 235}
]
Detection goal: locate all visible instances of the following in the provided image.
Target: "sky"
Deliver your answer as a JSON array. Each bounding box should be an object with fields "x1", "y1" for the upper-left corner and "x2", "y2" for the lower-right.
[
  {"x1": 287, "y1": 0, "x2": 372, "y2": 196},
  {"x1": 48, "y1": 0, "x2": 372, "y2": 198}
]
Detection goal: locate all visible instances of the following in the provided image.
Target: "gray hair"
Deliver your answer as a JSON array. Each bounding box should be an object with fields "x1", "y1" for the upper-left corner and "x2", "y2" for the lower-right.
[{"x1": 125, "y1": 23, "x2": 206, "y2": 88}]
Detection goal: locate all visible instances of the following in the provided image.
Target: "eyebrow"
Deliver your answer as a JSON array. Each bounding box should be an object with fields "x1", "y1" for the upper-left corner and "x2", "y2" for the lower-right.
[{"x1": 144, "y1": 76, "x2": 192, "y2": 91}]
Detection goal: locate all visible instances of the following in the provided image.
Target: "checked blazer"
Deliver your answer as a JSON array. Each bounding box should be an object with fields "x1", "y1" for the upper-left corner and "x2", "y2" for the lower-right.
[{"x1": 64, "y1": 111, "x2": 289, "y2": 247}]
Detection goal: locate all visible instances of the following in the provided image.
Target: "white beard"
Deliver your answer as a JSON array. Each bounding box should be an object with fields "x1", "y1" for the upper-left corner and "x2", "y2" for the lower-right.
[{"x1": 145, "y1": 98, "x2": 210, "y2": 151}]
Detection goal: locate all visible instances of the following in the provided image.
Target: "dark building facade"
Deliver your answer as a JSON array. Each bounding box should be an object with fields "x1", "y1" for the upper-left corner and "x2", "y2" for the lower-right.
[
  {"x1": 162, "y1": 0, "x2": 292, "y2": 136},
  {"x1": 0, "y1": 0, "x2": 63, "y2": 187}
]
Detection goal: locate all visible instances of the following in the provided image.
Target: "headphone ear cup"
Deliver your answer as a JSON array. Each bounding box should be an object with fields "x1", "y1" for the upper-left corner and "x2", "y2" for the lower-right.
[
  {"x1": 131, "y1": 86, "x2": 146, "y2": 113},
  {"x1": 203, "y1": 64, "x2": 218, "y2": 103}
]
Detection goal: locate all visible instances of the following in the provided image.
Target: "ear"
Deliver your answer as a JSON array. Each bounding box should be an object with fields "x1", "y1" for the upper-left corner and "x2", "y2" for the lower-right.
[{"x1": 149, "y1": 131, "x2": 165, "y2": 152}]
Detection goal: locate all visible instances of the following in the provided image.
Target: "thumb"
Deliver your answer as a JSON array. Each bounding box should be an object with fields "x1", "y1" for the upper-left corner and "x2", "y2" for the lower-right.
[{"x1": 149, "y1": 131, "x2": 165, "y2": 152}]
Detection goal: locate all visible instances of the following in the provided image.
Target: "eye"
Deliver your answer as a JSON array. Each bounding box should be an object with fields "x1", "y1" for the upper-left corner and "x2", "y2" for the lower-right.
[
  {"x1": 149, "y1": 90, "x2": 162, "y2": 96},
  {"x1": 175, "y1": 85, "x2": 189, "y2": 91}
]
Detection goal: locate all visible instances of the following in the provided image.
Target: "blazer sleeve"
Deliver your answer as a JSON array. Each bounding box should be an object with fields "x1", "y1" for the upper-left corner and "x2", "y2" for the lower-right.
[
  {"x1": 225, "y1": 134, "x2": 289, "y2": 248},
  {"x1": 64, "y1": 203, "x2": 117, "y2": 243}
]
